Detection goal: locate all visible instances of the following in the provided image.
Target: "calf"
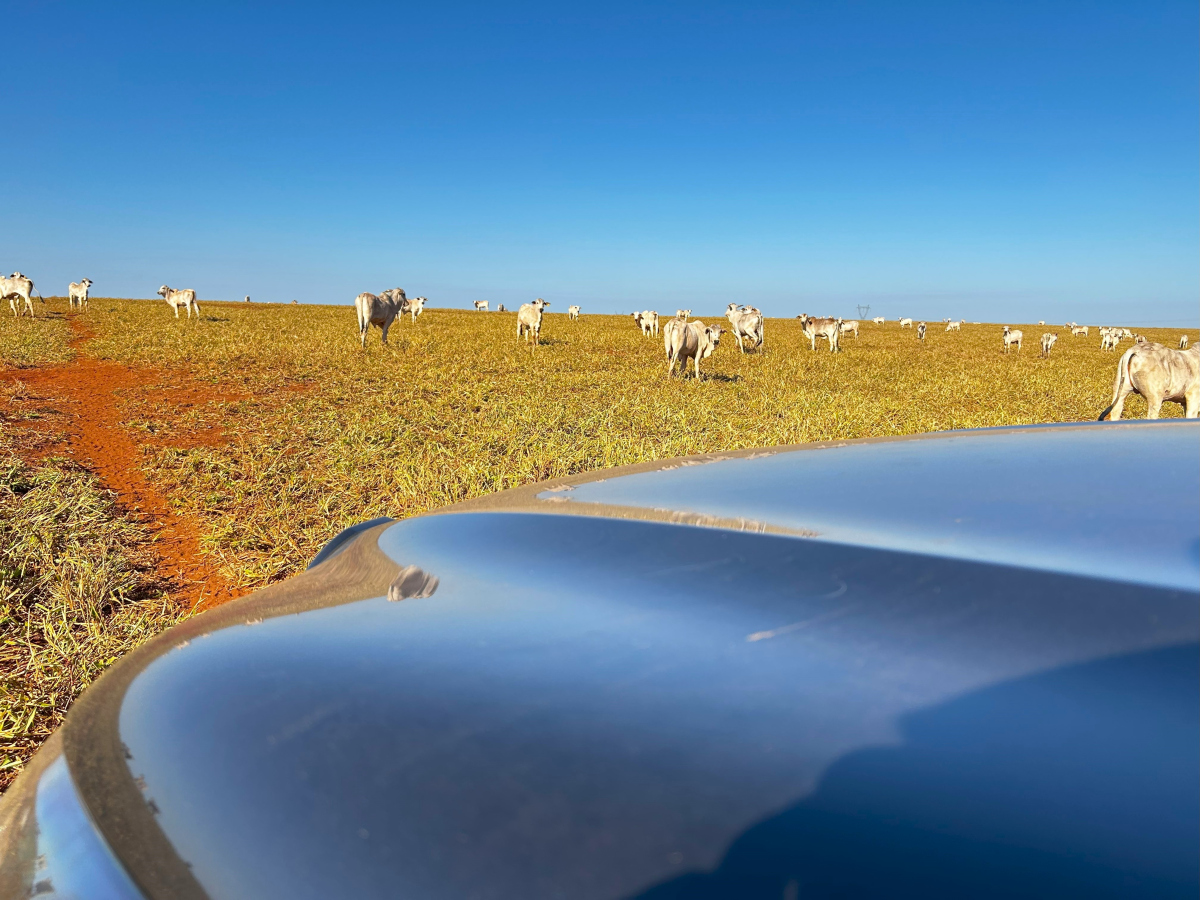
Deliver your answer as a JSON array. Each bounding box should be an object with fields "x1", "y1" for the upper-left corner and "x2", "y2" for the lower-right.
[
  {"x1": 2, "y1": 272, "x2": 37, "y2": 318},
  {"x1": 355, "y1": 289, "x2": 405, "y2": 348},
  {"x1": 797, "y1": 314, "x2": 841, "y2": 352},
  {"x1": 474, "y1": 300, "x2": 489, "y2": 311},
  {"x1": 69, "y1": 278, "x2": 93, "y2": 311},
  {"x1": 568, "y1": 305, "x2": 581, "y2": 320},
  {"x1": 517, "y1": 298, "x2": 550, "y2": 346},
  {"x1": 917, "y1": 322, "x2": 927, "y2": 340},
  {"x1": 157, "y1": 285, "x2": 200, "y2": 319},
  {"x1": 407, "y1": 296, "x2": 427, "y2": 322},
  {"x1": 838, "y1": 319, "x2": 859, "y2": 339},
  {"x1": 945, "y1": 320, "x2": 961, "y2": 332},
  {"x1": 899, "y1": 317, "x2": 913, "y2": 328},
  {"x1": 1099, "y1": 343, "x2": 1200, "y2": 420},
  {"x1": 664, "y1": 318, "x2": 723, "y2": 378},
  {"x1": 725, "y1": 303, "x2": 764, "y2": 352},
  {"x1": 1002, "y1": 326, "x2": 1023, "y2": 353},
  {"x1": 1040, "y1": 332, "x2": 1058, "y2": 357}
]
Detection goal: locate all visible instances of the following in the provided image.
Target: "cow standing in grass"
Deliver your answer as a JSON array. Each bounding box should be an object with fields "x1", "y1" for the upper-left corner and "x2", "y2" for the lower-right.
[
  {"x1": 633, "y1": 310, "x2": 659, "y2": 337},
  {"x1": 474, "y1": 300, "x2": 489, "y2": 311},
  {"x1": 945, "y1": 320, "x2": 961, "y2": 332},
  {"x1": 1002, "y1": 326, "x2": 1023, "y2": 353},
  {"x1": 1179, "y1": 335, "x2": 1189, "y2": 350},
  {"x1": 798, "y1": 314, "x2": 841, "y2": 352},
  {"x1": 517, "y1": 298, "x2": 549, "y2": 346},
  {"x1": 917, "y1": 323, "x2": 927, "y2": 341},
  {"x1": 69, "y1": 278, "x2": 93, "y2": 311},
  {"x1": 665, "y1": 318, "x2": 723, "y2": 378},
  {"x1": 568, "y1": 305, "x2": 581, "y2": 320},
  {"x1": 355, "y1": 289, "x2": 405, "y2": 348},
  {"x1": 899, "y1": 317, "x2": 913, "y2": 328},
  {"x1": 1071, "y1": 325, "x2": 1089, "y2": 337},
  {"x1": 2, "y1": 273, "x2": 38, "y2": 318},
  {"x1": 158, "y1": 285, "x2": 200, "y2": 319},
  {"x1": 1099, "y1": 343, "x2": 1200, "y2": 420},
  {"x1": 1040, "y1": 333, "x2": 1058, "y2": 357},
  {"x1": 725, "y1": 303, "x2": 764, "y2": 353},
  {"x1": 872, "y1": 316, "x2": 885, "y2": 324}
]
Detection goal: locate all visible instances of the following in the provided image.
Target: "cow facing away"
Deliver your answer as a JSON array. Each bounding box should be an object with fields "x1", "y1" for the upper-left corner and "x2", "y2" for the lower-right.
[
  {"x1": 354, "y1": 289, "x2": 406, "y2": 348},
  {"x1": 517, "y1": 298, "x2": 549, "y2": 346},
  {"x1": 664, "y1": 318, "x2": 723, "y2": 378},
  {"x1": 69, "y1": 278, "x2": 93, "y2": 311},
  {"x1": 797, "y1": 314, "x2": 842, "y2": 352},
  {"x1": 568, "y1": 305, "x2": 581, "y2": 320},
  {"x1": 1040, "y1": 333, "x2": 1058, "y2": 357},
  {"x1": 917, "y1": 323, "x2": 927, "y2": 340},
  {"x1": 2, "y1": 273, "x2": 39, "y2": 318},
  {"x1": 474, "y1": 300, "x2": 489, "y2": 311},
  {"x1": 1101, "y1": 331, "x2": 1120, "y2": 352},
  {"x1": 496, "y1": 304, "x2": 507, "y2": 313},
  {"x1": 157, "y1": 285, "x2": 200, "y2": 319},
  {"x1": 1181, "y1": 335, "x2": 1190, "y2": 350},
  {"x1": 899, "y1": 317, "x2": 913, "y2": 328},
  {"x1": 725, "y1": 303, "x2": 764, "y2": 353},
  {"x1": 1002, "y1": 326, "x2": 1023, "y2": 353},
  {"x1": 1099, "y1": 343, "x2": 1200, "y2": 420}
]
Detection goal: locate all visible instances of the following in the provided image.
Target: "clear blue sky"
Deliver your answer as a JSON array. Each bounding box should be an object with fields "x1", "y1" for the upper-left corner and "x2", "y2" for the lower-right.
[{"x1": 5, "y1": 1, "x2": 1197, "y2": 325}]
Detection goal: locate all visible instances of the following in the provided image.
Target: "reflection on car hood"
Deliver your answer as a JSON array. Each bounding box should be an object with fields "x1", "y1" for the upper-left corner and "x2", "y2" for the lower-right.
[
  {"x1": 56, "y1": 423, "x2": 1200, "y2": 900},
  {"x1": 525, "y1": 421, "x2": 1198, "y2": 591}
]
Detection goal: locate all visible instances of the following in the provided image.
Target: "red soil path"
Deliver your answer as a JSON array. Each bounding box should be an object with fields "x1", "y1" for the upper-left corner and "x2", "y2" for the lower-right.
[{"x1": 1, "y1": 315, "x2": 242, "y2": 612}]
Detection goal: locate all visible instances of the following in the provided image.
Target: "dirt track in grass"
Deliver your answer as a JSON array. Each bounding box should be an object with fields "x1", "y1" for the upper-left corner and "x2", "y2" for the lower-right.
[{"x1": 1, "y1": 314, "x2": 242, "y2": 612}]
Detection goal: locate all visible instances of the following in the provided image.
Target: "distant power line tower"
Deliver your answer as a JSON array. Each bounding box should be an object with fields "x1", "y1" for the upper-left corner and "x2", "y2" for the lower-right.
[{"x1": 856, "y1": 304, "x2": 871, "y2": 319}]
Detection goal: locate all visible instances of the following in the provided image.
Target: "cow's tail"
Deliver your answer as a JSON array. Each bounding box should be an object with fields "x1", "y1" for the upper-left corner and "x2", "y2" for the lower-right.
[
  {"x1": 1098, "y1": 347, "x2": 1135, "y2": 420},
  {"x1": 33, "y1": 287, "x2": 45, "y2": 303}
]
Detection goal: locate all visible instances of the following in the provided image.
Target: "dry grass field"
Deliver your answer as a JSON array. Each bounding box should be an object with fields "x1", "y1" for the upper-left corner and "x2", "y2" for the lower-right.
[{"x1": 0, "y1": 297, "x2": 1189, "y2": 787}]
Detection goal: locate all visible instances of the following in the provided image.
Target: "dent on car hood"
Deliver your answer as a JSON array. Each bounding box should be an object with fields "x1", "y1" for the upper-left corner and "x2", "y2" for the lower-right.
[{"x1": 44, "y1": 423, "x2": 1200, "y2": 899}]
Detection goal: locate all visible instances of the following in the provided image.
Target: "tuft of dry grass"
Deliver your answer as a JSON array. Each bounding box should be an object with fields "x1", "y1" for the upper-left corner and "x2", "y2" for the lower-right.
[
  {"x1": 0, "y1": 451, "x2": 186, "y2": 791},
  {"x1": 0, "y1": 310, "x2": 73, "y2": 368}
]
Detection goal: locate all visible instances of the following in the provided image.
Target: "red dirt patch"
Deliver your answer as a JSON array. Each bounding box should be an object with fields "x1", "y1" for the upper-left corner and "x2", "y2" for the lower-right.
[{"x1": 1, "y1": 316, "x2": 242, "y2": 612}]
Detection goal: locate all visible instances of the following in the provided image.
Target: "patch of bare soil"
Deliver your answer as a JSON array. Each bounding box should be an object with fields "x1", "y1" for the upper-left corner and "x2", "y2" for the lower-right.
[{"x1": 1, "y1": 316, "x2": 242, "y2": 611}]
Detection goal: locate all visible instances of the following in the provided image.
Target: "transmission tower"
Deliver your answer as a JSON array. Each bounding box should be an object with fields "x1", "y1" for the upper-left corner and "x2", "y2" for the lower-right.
[{"x1": 856, "y1": 304, "x2": 871, "y2": 319}]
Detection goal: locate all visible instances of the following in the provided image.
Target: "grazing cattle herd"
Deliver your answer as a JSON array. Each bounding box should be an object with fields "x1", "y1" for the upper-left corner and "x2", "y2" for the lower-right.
[{"x1": 1, "y1": 271, "x2": 1197, "y2": 418}]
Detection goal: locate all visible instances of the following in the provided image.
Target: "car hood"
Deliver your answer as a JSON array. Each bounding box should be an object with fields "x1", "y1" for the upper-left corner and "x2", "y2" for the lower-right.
[{"x1": 33, "y1": 422, "x2": 1200, "y2": 899}]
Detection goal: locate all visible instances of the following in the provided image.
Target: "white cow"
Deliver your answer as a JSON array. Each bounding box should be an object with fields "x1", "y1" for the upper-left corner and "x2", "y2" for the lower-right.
[
  {"x1": 2, "y1": 272, "x2": 37, "y2": 318},
  {"x1": 1099, "y1": 343, "x2": 1200, "y2": 420},
  {"x1": 69, "y1": 278, "x2": 93, "y2": 311},
  {"x1": 407, "y1": 296, "x2": 427, "y2": 322},
  {"x1": 517, "y1": 298, "x2": 550, "y2": 346},
  {"x1": 675, "y1": 309, "x2": 692, "y2": 321},
  {"x1": 157, "y1": 285, "x2": 200, "y2": 319},
  {"x1": 838, "y1": 319, "x2": 859, "y2": 339},
  {"x1": 664, "y1": 318, "x2": 723, "y2": 378},
  {"x1": 568, "y1": 305, "x2": 581, "y2": 320},
  {"x1": 725, "y1": 303, "x2": 764, "y2": 353},
  {"x1": 1038, "y1": 320, "x2": 1045, "y2": 325},
  {"x1": 633, "y1": 310, "x2": 659, "y2": 337},
  {"x1": 1121, "y1": 328, "x2": 1134, "y2": 339},
  {"x1": 354, "y1": 289, "x2": 406, "y2": 348},
  {"x1": 474, "y1": 300, "x2": 489, "y2": 311},
  {"x1": 872, "y1": 316, "x2": 885, "y2": 324},
  {"x1": 1071, "y1": 325, "x2": 1089, "y2": 337},
  {"x1": 1100, "y1": 331, "x2": 1120, "y2": 351},
  {"x1": 798, "y1": 314, "x2": 842, "y2": 352},
  {"x1": 1180, "y1": 335, "x2": 1190, "y2": 350},
  {"x1": 945, "y1": 320, "x2": 961, "y2": 332},
  {"x1": 917, "y1": 322, "x2": 927, "y2": 340},
  {"x1": 1002, "y1": 326, "x2": 1023, "y2": 353},
  {"x1": 1040, "y1": 332, "x2": 1058, "y2": 357},
  {"x1": 496, "y1": 304, "x2": 507, "y2": 312},
  {"x1": 899, "y1": 317, "x2": 913, "y2": 328},
  {"x1": 244, "y1": 295, "x2": 251, "y2": 303}
]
